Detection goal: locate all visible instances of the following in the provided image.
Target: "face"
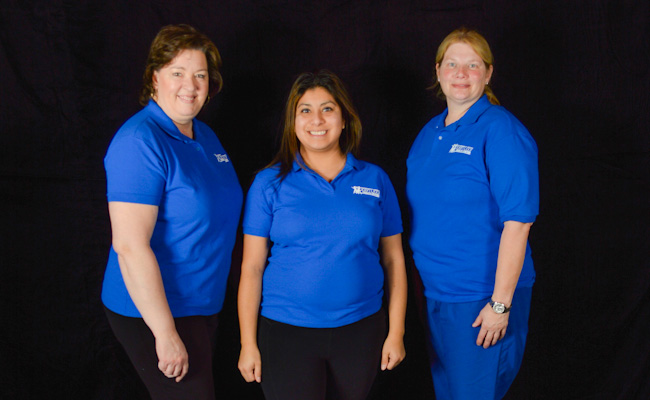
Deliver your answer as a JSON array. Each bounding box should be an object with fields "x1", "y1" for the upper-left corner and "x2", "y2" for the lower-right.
[
  {"x1": 294, "y1": 87, "x2": 345, "y2": 157},
  {"x1": 153, "y1": 49, "x2": 209, "y2": 134},
  {"x1": 436, "y1": 42, "x2": 493, "y2": 108}
]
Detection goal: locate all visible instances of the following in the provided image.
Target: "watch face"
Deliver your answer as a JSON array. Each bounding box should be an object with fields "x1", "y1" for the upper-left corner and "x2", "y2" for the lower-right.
[{"x1": 493, "y1": 302, "x2": 505, "y2": 313}]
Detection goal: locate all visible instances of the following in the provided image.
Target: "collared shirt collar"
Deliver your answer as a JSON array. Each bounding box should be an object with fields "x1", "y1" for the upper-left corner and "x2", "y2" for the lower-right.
[
  {"x1": 292, "y1": 152, "x2": 359, "y2": 174},
  {"x1": 439, "y1": 94, "x2": 492, "y2": 131},
  {"x1": 146, "y1": 99, "x2": 197, "y2": 142}
]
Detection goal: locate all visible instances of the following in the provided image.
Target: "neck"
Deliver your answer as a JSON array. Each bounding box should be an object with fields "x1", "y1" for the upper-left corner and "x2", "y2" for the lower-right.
[
  {"x1": 174, "y1": 121, "x2": 194, "y2": 139},
  {"x1": 445, "y1": 103, "x2": 471, "y2": 126},
  {"x1": 300, "y1": 148, "x2": 347, "y2": 182}
]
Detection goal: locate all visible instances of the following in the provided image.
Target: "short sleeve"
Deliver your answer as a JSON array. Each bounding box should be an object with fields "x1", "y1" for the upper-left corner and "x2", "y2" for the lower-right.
[
  {"x1": 380, "y1": 171, "x2": 403, "y2": 237},
  {"x1": 104, "y1": 134, "x2": 166, "y2": 205},
  {"x1": 242, "y1": 170, "x2": 275, "y2": 238},
  {"x1": 485, "y1": 115, "x2": 539, "y2": 223}
]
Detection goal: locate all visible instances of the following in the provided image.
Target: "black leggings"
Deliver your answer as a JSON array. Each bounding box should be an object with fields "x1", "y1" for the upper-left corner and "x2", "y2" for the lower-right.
[
  {"x1": 258, "y1": 310, "x2": 387, "y2": 400},
  {"x1": 104, "y1": 307, "x2": 218, "y2": 400}
]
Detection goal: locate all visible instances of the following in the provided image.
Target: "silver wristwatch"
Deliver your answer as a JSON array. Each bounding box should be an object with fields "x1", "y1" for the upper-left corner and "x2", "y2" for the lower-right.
[{"x1": 489, "y1": 299, "x2": 511, "y2": 314}]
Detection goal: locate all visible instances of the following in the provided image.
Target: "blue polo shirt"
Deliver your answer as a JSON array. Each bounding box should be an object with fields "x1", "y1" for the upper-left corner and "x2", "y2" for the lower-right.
[
  {"x1": 102, "y1": 100, "x2": 243, "y2": 317},
  {"x1": 243, "y1": 153, "x2": 403, "y2": 328},
  {"x1": 406, "y1": 95, "x2": 538, "y2": 302}
]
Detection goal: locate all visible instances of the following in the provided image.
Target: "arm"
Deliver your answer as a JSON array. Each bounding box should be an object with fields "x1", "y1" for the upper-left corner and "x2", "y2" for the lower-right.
[
  {"x1": 378, "y1": 233, "x2": 408, "y2": 370},
  {"x1": 108, "y1": 201, "x2": 188, "y2": 382},
  {"x1": 472, "y1": 220, "x2": 533, "y2": 348},
  {"x1": 237, "y1": 234, "x2": 269, "y2": 383}
]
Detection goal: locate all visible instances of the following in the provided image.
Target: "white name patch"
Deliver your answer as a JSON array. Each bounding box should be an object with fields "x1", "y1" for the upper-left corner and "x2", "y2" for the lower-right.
[
  {"x1": 214, "y1": 154, "x2": 230, "y2": 162},
  {"x1": 449, "y1": 144, "x2": 473, "y2": 155},
  {"x1": 352, "y1": 186, "x2": 380, "y2": 198}
]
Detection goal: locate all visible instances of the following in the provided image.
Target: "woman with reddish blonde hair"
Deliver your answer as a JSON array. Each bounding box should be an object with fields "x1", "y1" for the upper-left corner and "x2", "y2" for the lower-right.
[{"x1": 407, "y1": 28, "x2": 539, "y2": 399}]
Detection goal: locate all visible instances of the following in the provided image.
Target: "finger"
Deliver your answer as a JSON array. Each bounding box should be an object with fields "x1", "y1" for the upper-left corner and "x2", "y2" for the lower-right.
[
  {"x1": 484, "y1": 332, "x2": 497, "y2": 349},
  {"x1": 491, "y1": 331, "x2": 500, "y2": 345},
  {"x1": 381, "y1": 352, "x2": 389, "y2": 371},
  {"x1": 254, "y1": 363, "x2": 262, "y2": 383},
  {"x1": 161, "y1": 362, "x2": 174, "y2": 377},
  {"x1": 476, "y1": 329, "x2": 487, "y2": 346},
  {"x1": 240, "y1": 367, "x2": 252, "y2": 382},
  {"x1": 242, "y1": 366, "x2": 257, "y2": 382},
  {"x1": 471, "y1": 315, "x2": 482, "y2": 328},
  {"x1": 387, "y1": 353, "x2": 403, "y2": 370},
  {"x1": 176, "y1": 362, "x2": 189, "y2": 382}
]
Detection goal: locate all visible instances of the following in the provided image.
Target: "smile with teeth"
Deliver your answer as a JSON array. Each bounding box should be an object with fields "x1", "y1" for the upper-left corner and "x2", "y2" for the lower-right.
[
  {"x1": 309, "y1": 130, "x2": 327, "y2": 136},
  {"x1": 178, "y1": 95, "x2": 196, "y2": 103}
]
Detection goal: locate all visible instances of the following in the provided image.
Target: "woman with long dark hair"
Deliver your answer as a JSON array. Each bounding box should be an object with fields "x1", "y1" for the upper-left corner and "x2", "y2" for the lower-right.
[{"x1": 237, "y1": 70, "x2": 407, "y2": 400}]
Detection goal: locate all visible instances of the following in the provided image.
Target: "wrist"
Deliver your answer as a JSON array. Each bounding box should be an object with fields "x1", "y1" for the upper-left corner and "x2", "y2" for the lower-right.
[{"x1": 488, "y1": 299, "x2": 511, "y2": 314}]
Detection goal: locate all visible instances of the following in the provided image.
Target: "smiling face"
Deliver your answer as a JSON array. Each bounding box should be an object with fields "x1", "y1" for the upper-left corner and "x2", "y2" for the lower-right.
[
  {"x1": 294, "y1": 87, "x2": 345, "y2": 157},
  {"x1": 152, "y1": 49, "x2": 209, "y2": 136},
  {"x1": 436, "y1": 42, "x2": 493, "y2": 109}
]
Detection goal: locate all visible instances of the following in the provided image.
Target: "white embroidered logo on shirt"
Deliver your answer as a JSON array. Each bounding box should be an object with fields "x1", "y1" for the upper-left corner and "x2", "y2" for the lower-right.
[
  {"x1": 214, "y1": 154, "x2": 230, "y2": 162},
  {"x1": 352, "y1": 186, "x2": 380, "y2": 198},
  {"x1": 449, "y1": 144, "x2": 473, "y2": 155}
]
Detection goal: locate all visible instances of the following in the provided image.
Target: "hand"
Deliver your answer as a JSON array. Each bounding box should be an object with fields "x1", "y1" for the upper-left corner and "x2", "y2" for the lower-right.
[
  {"x1": 238, "y1": 345, "x2": 262, "y2": 383},
  {"x1": 472, "y1": 303, "x2": 510, "y2": 349},
  {"x1": 380, "y1": 335, "x2": 406, "y2": 371},
  {"x1": 155, "y1": 332, "x2": 189, "y2": 382}
]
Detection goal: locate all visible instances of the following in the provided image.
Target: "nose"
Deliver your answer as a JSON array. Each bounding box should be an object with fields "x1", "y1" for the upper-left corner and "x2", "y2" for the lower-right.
[
  {"x1": 183, "y1": 75, "x2": 199, "y2": 90},
  {"x1": 312, "y1": 111, "x2": 325, "y2": 125},
  {"x1": 455, "y1": 65, "x2": 468, "y2": 78}
]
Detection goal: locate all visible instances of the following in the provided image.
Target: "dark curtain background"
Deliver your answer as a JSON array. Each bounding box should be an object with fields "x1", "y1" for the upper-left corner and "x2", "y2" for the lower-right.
[{"x1": 1, "y1": 0, "x2": 648, "y2": 399}]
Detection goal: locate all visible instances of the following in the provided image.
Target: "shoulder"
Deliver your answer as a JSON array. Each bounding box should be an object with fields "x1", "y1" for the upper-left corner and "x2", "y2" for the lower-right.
[
  {"x1": 480, "y1": 104, "x2": 534, "y2": 142},
  {"x1": 350, "y1": 158, "x2": 395, "y2": 190},
  {"x1": 112, "y1": 107, "x2": 163, "y2": 145},
  {"x1": 480, "y1": 104, "x2": 528, "y2": 131},
  {"x1": 354, "y1": 159, "x2": 388, "y2": 177},
  {"x1": 251, "y1": 165, "x2": 283, "y2": 187}
]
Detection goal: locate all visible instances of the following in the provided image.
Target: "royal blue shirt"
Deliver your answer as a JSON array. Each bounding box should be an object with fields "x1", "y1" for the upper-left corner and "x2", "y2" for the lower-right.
[
  {"x1": 102, "y1": 100, "x2": 243, "y2": 317},
  {"x1": 406, "y1": 95, "x2": 539, "y2": 302},
  {"x1": 243, "y1": 153, "x2": 403, "y2": 328}
]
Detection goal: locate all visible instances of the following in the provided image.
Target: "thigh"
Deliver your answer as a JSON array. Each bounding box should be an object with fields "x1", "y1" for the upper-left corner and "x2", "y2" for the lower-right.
[
  {"x1": 326, "y1": 310, "x2": 386, "y2": 400},
  {"x1": 426, "y1": 289, "x2": 532, "y2": 400},
  {"x1": 258, "y1": 317, "x2": 328, "y2": 400},
  {"x1": 105, "y1": 307, "x2": 218, "y2": 400}
]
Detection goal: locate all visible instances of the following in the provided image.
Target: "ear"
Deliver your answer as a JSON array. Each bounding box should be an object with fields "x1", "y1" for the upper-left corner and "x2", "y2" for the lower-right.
[
  {"x1": 485, "y1": 65, "x2": 494, "y2": 84},
  {"x1": 152, "y1": 71, "x2": 159, "y2": 88},
  {"x1": 435, "y1": 63, "x2": 441, "y2": 82}
]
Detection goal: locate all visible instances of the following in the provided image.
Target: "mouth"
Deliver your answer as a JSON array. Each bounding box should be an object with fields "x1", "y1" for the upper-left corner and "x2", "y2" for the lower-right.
[
  {"x1": 178, "y1": 95, "x2": 197, "y2": 103},
  {"x1": 309, "y1": 130, "x2": 327, "y2": 136}
]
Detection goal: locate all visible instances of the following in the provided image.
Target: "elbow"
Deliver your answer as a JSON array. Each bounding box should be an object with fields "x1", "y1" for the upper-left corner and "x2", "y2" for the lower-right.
[{"x1": 111, "y1": 237, "x2": 149, "y2": 258}]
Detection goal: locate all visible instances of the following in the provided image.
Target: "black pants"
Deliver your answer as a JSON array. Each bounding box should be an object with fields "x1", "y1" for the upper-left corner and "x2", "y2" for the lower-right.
[
  {"x1": 258, "y1": 310, "x2": 387, "y2": 400},
  {"x1": 104, "y1": 307, "x2": 218, "y2": 400}
]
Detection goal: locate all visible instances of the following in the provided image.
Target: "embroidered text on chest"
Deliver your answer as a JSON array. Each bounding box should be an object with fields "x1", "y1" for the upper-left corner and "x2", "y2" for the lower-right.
[
  {"x1": 214, "y1": 154, "x2": 230, "y2": 162},
  {"x1": 449, "y1": 144, "x2": 474, "y2": 155},
  {"x1": 352, "y1": 186, "x2": 380, "y2": 198}
]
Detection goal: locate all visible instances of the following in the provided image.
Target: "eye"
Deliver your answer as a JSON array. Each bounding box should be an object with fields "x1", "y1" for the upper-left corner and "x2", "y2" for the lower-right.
[
  {"x1": 196, "y1": 73, "x2": 207, "y2": 79},
  {"x1": 322, "y1": 106, "x2": 333, "y2": 112},
  {"x1": 469, "y1": 63, "x2": 479, "y2": 69},
  {"x1": 172, "y1": 72, "x2": 182, "y2": 77},
  {"x1": 299, "y1": 108, "x2": 310, "y2": 113},
  {"x1": 447, "y1": 62, "x2": 456, "y2": 67}
]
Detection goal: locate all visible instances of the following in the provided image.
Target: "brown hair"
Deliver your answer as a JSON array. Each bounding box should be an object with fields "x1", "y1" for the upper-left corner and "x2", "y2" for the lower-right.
[
  {"x1": 431, "y1": 27, "x2": 499, "y2": 105},
  {"x1": 139, "y1": 24, "x2": 223, "y2": 106},
  {"x1": 268, "y1": 70, "x2": 362, "y2": 179}
]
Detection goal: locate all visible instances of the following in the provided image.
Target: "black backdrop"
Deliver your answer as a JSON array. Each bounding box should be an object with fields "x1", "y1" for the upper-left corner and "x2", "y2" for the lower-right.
[{"x1": 1, "y1": 1, "x2": 649, "y2": 399}]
